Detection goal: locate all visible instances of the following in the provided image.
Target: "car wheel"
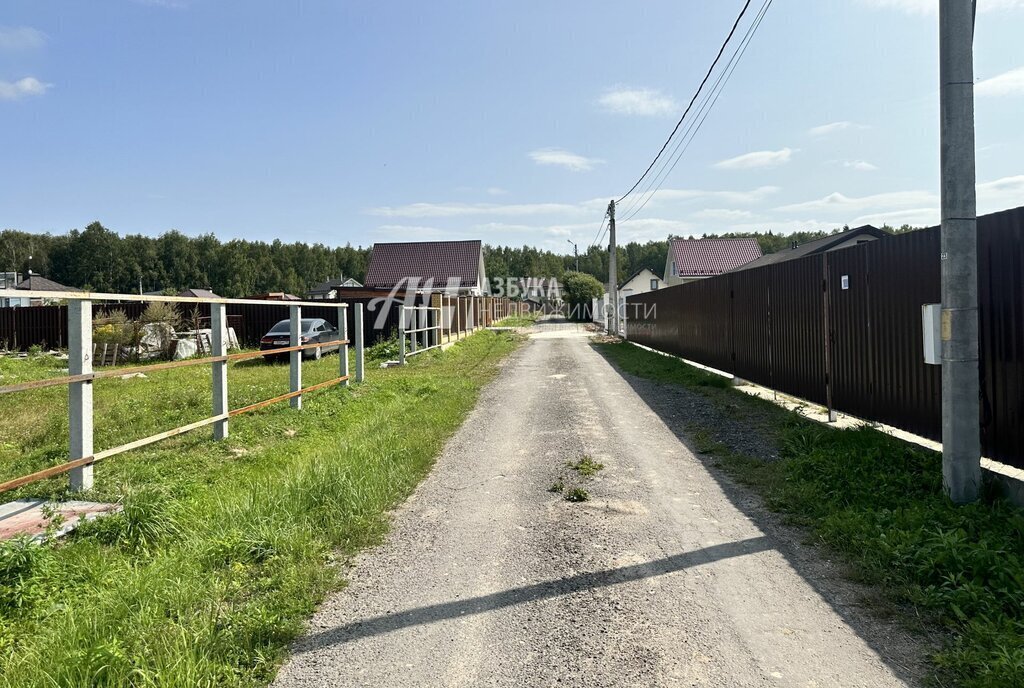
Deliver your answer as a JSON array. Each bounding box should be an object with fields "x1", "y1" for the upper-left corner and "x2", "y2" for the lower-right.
[{"x1": 314, "y1": 345, "x2": 322, "y2": 360}]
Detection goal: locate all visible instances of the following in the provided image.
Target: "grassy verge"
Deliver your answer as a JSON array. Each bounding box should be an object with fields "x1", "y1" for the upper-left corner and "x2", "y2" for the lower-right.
[
  {"x1": 596, "y1": 341, "x2": 1024, "y2": 688},
  {"x1": 494, "y1": 311, "x2": 540, "y2": 328},
  {"x1": 0, "y1": 331, "x2": 520, "y2": 687}
]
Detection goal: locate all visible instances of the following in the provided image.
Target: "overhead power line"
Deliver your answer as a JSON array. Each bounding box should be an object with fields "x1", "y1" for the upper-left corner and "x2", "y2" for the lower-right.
[
  {"x1": 616, "y1": 0, "x2": 755, "y2": 205},
  {"x1": 617, "y1": 0, "x2": 773, "y2": 225}
]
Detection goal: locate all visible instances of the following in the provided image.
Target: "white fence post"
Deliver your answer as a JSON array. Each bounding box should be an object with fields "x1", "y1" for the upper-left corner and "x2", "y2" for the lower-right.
[
  {"x1": 211, "y1": 303, "x2": 229, "y2": 439},
  {"x1": 290, "y1": 304, "x2": 302, "y2": 409},
  {"x1": 355, "y1": 303, "x2": 365, "y2": 382},
  {"x1": 339, "y1": 304, "x2": 349, "y2": 387},
  {"x1": 68, "y1": 299, "x2": 94, "y2": 492},
  {"x1": 399, "y1": 306, "x2": 407, "y2": 364},
  {"x1": 418, "y1": 306, "x2": 427, "y2": 350}
]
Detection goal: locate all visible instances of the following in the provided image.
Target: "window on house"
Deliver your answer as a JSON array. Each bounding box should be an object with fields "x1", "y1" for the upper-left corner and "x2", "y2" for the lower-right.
[
  {"x1": 671, "y1": 261, "x2": 677, "y2": 276},
  {"x1": 650, "y1": 279, "x2": 659, "y2": 290}
]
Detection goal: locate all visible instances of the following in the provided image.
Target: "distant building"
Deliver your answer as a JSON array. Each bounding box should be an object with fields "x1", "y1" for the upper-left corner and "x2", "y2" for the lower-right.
[
  {"x1": 0, "y1": 272, "x2": 29, "y2": 307},
  {"x1": 730, "y1": 225, "x2": 888, "y2": 272},
  {"x1": 307, "y1": 277, "x2": 363, "y2": 301},
  {"x1": 513, "y1": 277, "x2": 561, "y2": 303},
  {"x1": 247, "y1": 292, "x2": 301, "y2": 301},
  {"x1": 177, "y1": 288, "x2": 221, "y2": 299},
  {"x1": 619, "y1": 268, "x2": 664, "y2": 299},
  {"x1": 10, "y1": 274, "x2": 81, "y2": 306},
  {"x1": 664, "y1": 237, "x2": 762, "y2": 286},
  {"x1": 364, "y1": 240, "x2": 488, "y2": 295}
]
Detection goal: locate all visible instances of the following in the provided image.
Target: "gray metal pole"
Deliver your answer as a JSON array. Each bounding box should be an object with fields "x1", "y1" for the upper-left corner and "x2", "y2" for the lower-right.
[
  {"x1": 339, "y1": 304, "x2": 349, "y2": 387},
  {"x1": 939, "y1": 0, "x2": 980, "y2": 503},
  {"x1": 68, "y1": 299, "x2": 94, "y2": 491},
  {"x1": 289, "y1": 304, "x2": 302, "y2": 409},
  {"x1": 608, "y1": 200, "x2": 619, "y2": 335},
  {"x1": 211, "y1": 302, "x2": 229, "y2": 439},
  {"x1": 354, "y1": 303, "x2": 365, "y2": 382}
]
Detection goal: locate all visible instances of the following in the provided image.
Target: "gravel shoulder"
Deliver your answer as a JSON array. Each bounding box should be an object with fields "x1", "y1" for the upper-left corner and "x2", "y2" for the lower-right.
[{"x1": 272, "y1": 321, "x2": 928, "y2": 687}]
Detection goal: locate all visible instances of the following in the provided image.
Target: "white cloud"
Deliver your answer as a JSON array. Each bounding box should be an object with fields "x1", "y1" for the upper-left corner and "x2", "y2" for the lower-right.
[
  {"x1": 692, "y1": 208, "x2": 755, "y2": 221},
  {"x1": 842, "y1": 160, "x2": 879, "y2": 172},
  {"x1": 715, "y1": 148, "x2": 794, "y2": 170},
  {"x1": 651, "y1": 185, "x2": 781, "y2": 205},
  {"x1": 528, "y1": 148, "x2": 603, "y2": 172},
  {"x1": 776, "y1": 189, "x2": 938, "y2": 213},
  {"x1": 852, "y1": 208, "x2": 939, "y2": 227},
  {"x1": 598, "y1": 88, "x2": 678, "y2": 116},
  {"x1": 976, "y1": 67, "x2": 1024, "y2": 97},
  {"x1": 773, "y1": 175, "x2": 1023, "y2": 224},
  {"x1": 0, "y1": 77, "x2": 52, "y2": 101},
  {"x1": 808, "y1": 121, "x2": 868, "y2": 136},
  {"x1": 486, "y1": 187, "x2": 507, "y2": 196},
  {"x1": 978, "y1": 174, "x2": 1024, "y2": 211},
  {"x1": 0, "y1": 26, "x2": 46, "y2": 51},
  {"x1": 860, "y1": 0, "x2": 1024, "y2": 14},
  {"x1": 729, "y1": 219, "x2": 845, "y2": 234},
  {"x1": 367, "y1": 201, "x2": 590, "y2": 219},
  {"x1": 373, "y1": 224, "x2": 455, "y2": 240}
]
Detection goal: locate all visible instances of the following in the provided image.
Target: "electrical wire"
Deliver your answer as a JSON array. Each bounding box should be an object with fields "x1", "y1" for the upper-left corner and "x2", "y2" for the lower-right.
[
  {"x1": 617, "y1": 0, "x2": 771, "y2": 222},
  {"x1": 616, "y1": 0, "x2": 755, "y2": 206},
  {"x1": 618, "y1": 0, "x2": 773, "y2": 225},
  {"x1": 590, "y1": 212, "x2": 609, "y2": 249}
]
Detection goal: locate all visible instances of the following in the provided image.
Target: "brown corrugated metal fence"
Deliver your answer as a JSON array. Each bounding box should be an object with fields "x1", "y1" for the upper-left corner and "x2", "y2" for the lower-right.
[{"x1": 627, "y1": 205, "x2": 1024, "y2": 469}]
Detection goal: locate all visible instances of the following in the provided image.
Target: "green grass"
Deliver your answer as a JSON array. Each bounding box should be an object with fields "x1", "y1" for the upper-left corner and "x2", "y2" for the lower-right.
[
  {"x1": 596, "y1": 340, "x2": 1024, "y2": 688},
  {"x1": 493, "y1": 311, "x2": 540, "y2": 328},
  {"x1": 0, "y1": 331, "x2": 521, "y2": 687},
  {"x1": 563, "y1": 487, "x2": 589, "y2": 503},
  {"x1": 567, "y1": 455, "x2": 604, "y2": 478}
]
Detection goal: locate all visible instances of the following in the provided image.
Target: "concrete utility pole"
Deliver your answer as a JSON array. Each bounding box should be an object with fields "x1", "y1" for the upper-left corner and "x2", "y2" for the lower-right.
[
  {"x1": 607, "y1": 200, "x2": 619, "y2": 335},
  {"x1": 939, "y1": 0, "x2": 981, "y2": 503}
]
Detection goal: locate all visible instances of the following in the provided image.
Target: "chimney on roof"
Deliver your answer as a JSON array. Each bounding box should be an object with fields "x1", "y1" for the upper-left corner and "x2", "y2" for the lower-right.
[{"x1": 791, "y1": 241, "x2": 798, "y2": 250}]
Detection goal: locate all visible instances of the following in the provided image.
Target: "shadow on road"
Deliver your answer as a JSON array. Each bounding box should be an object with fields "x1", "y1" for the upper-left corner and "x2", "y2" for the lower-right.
[
  {"x1": 589, "y1": 341, "x2": 933, "y2": 686},
  {"x1": 291, "y1": 536, "x2": 771, "y2": 654}
]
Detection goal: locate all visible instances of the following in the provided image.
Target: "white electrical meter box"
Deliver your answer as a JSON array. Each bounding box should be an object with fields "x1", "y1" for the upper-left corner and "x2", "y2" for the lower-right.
[{"x1": 922, "y1": 303, "x2": 941, "y2": 365}]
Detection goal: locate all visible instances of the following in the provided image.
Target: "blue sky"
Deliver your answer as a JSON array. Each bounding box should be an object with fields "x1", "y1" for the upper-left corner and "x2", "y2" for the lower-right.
[{"x1": 1, "y1": 0, "x2": 1022, "y2": 252}]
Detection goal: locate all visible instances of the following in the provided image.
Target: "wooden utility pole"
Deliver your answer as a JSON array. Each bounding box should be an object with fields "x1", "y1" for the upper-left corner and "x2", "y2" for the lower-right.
[
  {"x1": 608, "y1": 200, "x2": 618, "y2": 335},
  {"x1": 939, "y1": 0, "x2": 980, "y2": 503}
]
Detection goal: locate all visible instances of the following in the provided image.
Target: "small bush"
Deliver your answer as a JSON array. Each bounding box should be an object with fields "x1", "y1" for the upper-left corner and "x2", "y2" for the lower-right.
[
  {"x1": 365, "y1": 336, "x2": 400, "y2": 361},
  {"x1": 140, "y1": 301, "x2": 182, "y2": 329},
  {"x1": 568, "y1": 455, "x2": 604, "y2": 477},
  {"x1": 564, "y1": 488, "x2": 589, "y2": 503},
  {"x1": 0, "y1": 538, "x2": 52, "y2": 618}
]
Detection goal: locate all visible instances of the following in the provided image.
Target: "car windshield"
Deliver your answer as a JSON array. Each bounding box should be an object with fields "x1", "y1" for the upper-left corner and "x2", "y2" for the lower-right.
[{"x1": 267, "y1": 319, "x2": 318, "y2": 334}]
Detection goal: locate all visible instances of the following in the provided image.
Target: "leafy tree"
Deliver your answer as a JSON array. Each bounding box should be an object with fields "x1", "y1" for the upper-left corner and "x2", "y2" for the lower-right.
[{"x1": 561, "y1": 271, "x2": 604, "y2": 321}]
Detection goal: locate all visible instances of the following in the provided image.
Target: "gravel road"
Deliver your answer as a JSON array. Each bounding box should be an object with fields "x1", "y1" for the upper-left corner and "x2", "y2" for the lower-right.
[{"x1": 273, "y1": 320, "x2": 924, "y2": 687}]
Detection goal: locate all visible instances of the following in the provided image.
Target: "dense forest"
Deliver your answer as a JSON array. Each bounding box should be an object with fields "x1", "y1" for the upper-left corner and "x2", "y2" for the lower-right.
[
  {"x1": 483, "y1": 224, "x2": 916, "y2": 286},
  {"x1": 0, "y1": 222, "x2": 916, "y2": 297},
  {"x1": 0, "y1": 222, "x2": 370, "y2": 298}
]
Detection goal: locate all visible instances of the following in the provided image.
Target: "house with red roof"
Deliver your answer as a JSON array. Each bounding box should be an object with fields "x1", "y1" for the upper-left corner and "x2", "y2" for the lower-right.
[
  {"x1": 663, "y1": 237, "x2": 762, "y2": 287},
  {"x1": 363, "y1": 240, "x2": 488, "y2": 295}
]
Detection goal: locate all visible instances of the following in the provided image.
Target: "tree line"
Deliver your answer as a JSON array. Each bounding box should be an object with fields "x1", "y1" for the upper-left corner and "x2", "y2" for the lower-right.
[
  {"x1": 485, "y1": 224, "x2": 916, "y2": 287},
  {"x1": 1, "y1": 221, "x2": 916, "y2": 298},
  {"x1": 1, "y1": 222, "x2": 369, "y2": 298}
]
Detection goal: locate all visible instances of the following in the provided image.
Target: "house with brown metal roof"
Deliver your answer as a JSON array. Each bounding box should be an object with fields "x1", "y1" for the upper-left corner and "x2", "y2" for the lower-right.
[
  {"x1": 364, "y1": 240, "x2": 488, "y2": 295},
  {"x1": 663, "y1": 237, "x2": 762, "y2": 286}
]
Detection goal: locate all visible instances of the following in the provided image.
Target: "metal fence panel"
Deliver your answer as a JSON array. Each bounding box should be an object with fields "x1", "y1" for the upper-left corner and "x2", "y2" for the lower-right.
[
  {"x1": 769, "y1": 256, "x2": 827, "y2": 405},
  {"x1": 863, "y1": 228, "x2": 942, "y2": 442},
  {"x1": 979, "y1": 206, "x2": 1024, "y2": 464},
  {"x1": 731, "y1": 267, "x2": 772, "y2": 388}
]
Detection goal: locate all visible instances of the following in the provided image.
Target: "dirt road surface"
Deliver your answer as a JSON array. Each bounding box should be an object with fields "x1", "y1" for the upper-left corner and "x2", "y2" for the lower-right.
[{"x1": 273, "y1": 320, "x2": 924, "y2": 687}]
